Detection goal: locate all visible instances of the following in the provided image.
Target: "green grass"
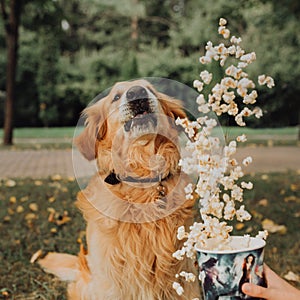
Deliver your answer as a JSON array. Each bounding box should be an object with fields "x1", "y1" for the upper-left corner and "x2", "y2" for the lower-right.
[
  {"x1": 0, "y1": 171, "x2": 299, "y2": 299},
  {"x1": 0, "y1": 126, "x2": 298, "y2": 149},
  {"x1": 0, "y1": 127, "x2": 75, "y2": 139}
]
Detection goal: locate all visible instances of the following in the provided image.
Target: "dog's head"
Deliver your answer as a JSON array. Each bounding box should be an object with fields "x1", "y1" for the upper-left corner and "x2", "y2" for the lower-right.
[{"x1": 75, "y1": 79, "x2": 187, "y2": 179}]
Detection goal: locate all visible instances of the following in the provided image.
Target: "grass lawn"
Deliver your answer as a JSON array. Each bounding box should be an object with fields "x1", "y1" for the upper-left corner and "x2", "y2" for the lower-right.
[
  {"x1": 0, "y1": 126, "x2": 299, "y2": 149},
  {"x1": 0, "y1": 171, "x2": 299, "y2": 299},
  {"x1": 0, "y1": 127, "x2": 76, "y2": 139}
]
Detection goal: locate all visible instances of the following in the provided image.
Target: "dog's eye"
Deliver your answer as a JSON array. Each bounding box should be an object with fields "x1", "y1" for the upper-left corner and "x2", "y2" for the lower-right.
[{"x1": 113, "y1": 94, "x2": 120, "y2": 102}]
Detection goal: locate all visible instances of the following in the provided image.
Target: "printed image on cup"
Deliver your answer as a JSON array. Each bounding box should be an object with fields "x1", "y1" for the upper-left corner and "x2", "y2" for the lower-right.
[{"x1": 196, "y1": 236, "x2": 266, "y2": 300}]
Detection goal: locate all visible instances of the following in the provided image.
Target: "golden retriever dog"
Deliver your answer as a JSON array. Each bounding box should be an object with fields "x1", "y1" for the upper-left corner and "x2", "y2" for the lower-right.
[{"x1": 39, "y1": 79, "x2": 199, "y2": 299}]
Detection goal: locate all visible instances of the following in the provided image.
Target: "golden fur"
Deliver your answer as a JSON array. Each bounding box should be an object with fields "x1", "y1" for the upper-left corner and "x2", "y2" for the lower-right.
[{"x1": 39, "y1": 79, "x2": 199, "y2": 299}]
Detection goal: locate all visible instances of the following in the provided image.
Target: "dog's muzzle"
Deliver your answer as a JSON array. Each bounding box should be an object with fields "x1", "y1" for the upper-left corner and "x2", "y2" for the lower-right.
[{"x1": 120, "y1": 86, "x2": 158, "y2": 133}]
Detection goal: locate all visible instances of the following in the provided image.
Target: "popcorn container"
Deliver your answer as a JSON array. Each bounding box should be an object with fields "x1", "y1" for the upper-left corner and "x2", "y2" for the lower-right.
[{"x1": 196, "y1": 236, "x2": 266, "y2": 300}]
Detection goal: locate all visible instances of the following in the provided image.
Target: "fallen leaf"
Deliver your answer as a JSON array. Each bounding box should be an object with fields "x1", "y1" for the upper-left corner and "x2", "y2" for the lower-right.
[
  {"x1": 262, "y1": 218, "x2": 287, "y2": 234},
  {"x1": 16, "y1": 205, "x2": 24, "y2": 213},
  {"x1": 29, "y1": 203, "x2": 38, "y2": 212},
  {"x1": 261, "y1": 174, "x2": 269, "y2": 180},
  {"x1": 290, "y1": 184, "x2": 299, "y2": 192},
  {"x1": 30, "y1": 249, "x2": 43, "y2": 264},
  {"x1": 258, "y1": 198, "x2": 268, "y2": 207},
  {"x1": 9, "y1": 196, "x2": 17, "y2": 204},
  {"x1": 47, "y1": 207, "x2": 56, "y2": 214},
  {"x1": 235, "y1": 223, "x2": 245, "y2": 230},
  {"x1": 25, "y1": 213, "x2": 37, "y2": 221},
  {"x1": 48, "y1": 196, "x2": 56, "y2": 203},
  {"x1": 50, "y1": 227, "x2": 57, "y2": 233},
  {"x1": 294, "y1": 211, "x2": 300, "y2": 218},
  {"x1": 5, "y1": 179, "x2": 16, "y2": 187},
  {"x1": 20, "y1": 196, "x2": 29, "y2": 202},
  {"x1": 284, "y1": 196, "x2": 299, "y2": 203},
  {"x1": 3, "y1": 216, "x2": 11, "y2": 222},
  {"x1": 34, "y1": 180, "x2": 43, "y2": 186},
  {"x1": 7, "y1": 208, "x2": 14, "y2": 215},
  {"x1": 279, "y1": 189, "x2": 286, "y2": 195},
  {"x1": 283, "y1": 271, "x2": 300, "y2": 282},
  {"x1": 51, "y1": 174, "x2": 62, "y2": 181}
]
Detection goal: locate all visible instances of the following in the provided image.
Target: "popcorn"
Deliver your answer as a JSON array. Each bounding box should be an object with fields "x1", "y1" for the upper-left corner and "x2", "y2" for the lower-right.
[
  {"x1": 173, "y1": 17, "x2": 275, "y2": 296},
  {"x1": 178, "y1": 271, "x2": 196, "y2": 282},
  {"x1": 219, "y1": 18, "x2": 227, "y2": 26},
  {"x1": 193, "y1": 79, "x2": 204, "y2": 92},
  {"x1": 258, "y1": 75, "x2": 275, "y2": 88},
  {"x1": 256, "y1": 230, "x2": 269, "y2": 240},
  {"x1": 237, "y1": 134, "x2": 247, "y2": 142},
  {"x1": 242, "y1": 156, "x2": 253, "y2": 166},
  {"x1": 200, "y1": 70, "x2": 213, "y2": 85},
  {"x1": 172, "y1": 282, "x2": 184, "y2": 296}
]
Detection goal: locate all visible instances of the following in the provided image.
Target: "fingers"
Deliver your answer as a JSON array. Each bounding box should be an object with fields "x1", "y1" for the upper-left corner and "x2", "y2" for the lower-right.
[{"x1": 242, "y1": 282, "x2": 268, "y2": 299}]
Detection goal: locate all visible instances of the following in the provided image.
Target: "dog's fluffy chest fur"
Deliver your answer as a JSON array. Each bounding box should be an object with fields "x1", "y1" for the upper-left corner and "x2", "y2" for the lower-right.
[{"x1": 75, "y1": 175, "x2": 197, "y2": 299}]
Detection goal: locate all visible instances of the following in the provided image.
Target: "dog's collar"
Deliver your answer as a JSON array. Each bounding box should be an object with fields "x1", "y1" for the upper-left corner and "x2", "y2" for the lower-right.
[{"x1": 104, "y1": 171, "x2": 170, "y2": 185}]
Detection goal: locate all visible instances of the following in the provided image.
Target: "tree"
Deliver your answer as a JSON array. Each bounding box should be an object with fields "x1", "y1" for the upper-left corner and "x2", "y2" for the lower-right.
[{"x1": 1, "y1": 0, "x2": 22, "y2": 145}]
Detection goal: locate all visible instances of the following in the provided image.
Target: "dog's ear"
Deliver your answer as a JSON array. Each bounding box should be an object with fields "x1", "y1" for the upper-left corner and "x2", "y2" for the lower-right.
[
  {"x1": 74, "y1": 99, "x2": 108, "y2": 160},
  {"x1": 158, "y1": 92, "x2": 187, "y2": 120}
]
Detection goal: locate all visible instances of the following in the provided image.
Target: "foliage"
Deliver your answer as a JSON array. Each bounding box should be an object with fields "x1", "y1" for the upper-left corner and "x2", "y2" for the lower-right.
[{"x1": 0, "y1": 0, "x2": 299, "y2": 127}]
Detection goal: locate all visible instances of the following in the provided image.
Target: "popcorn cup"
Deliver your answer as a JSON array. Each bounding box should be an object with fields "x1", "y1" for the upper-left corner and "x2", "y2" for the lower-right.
[{"x1": 196, "y1": 236, "x2": 266, "y2": 300}]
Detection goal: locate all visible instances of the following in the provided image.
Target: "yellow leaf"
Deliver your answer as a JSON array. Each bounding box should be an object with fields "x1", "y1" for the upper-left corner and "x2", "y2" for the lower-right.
[
  {"x1": 16, "y1": 205, "x2": 24, "y2": 213},
  {"x1": 34, "y1": 180, "x2": 43, "y2": 186},
  {"x1": 30, "y1": 249, "x2": 43, "y2": 264},
  {"x1": 48, "y1": 196, "x2": 56, "y2": 203},
  {"x1": 9, "y1": 196, "x2": 17, "y2": 203},
  {"x1": 290, "y1": 184, "x2": 298, "y2": 192},
  {"x1": 7, "y1": 208, "x2": 14, "y2": 215},
  {"x1": 29, "y1": 203, "x2": 38, "y2": 212},
  {"x1": 235, "y1": 223, "x2": 245, "y2": 230},
  {"x1": 5, "y1": 179, "x2": 16, "y2": 187},
  {"x1": 3, "y1": 216, "x2": 11, "y2": 222},
  {"x1": 283, "y1": 271, "x2": 300, "y2": 282},
  {"x1": 20, "y1": 196, "x2": 29, "y2": 202},
  {"x1": 25, "y1": 213, "x2": 37, "y2": 221},
  {"x1": 262, "y1": 218, "x2": 287, "y2": 234},
  {"x1": 258, "y1": 198, "x2": 268, "y2": 207},
  {"x1": 284, "y1": 196, "x2": 298, "y2": 202},
  {"x1": 51, "y1": 174, "x2": 62, "y2": 181}
]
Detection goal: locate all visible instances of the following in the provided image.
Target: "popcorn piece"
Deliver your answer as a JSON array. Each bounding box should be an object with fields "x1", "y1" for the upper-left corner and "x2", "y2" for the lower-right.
[
  {"x1": 193, "y1": 79, "x2": 204, "y2": 92},
  {"x1": 179, "y1": 271, "x2": 196, "y2": 282},
  {"x1": 256, "y1": 230, "x2": 269, "y2": 240},
  {"x1": 237, "y1": 134, "x2": 247, "y2": 142},
  {"x1": 230, "y1": 35, "x2": 242, "y2": 44},
  {"x1": 200, "y1": 70, "x2": 213, "y2": 85},
  {"x1": 241, "y1": 181, "x2": 253, "y2": 189},
  {"x1": 177, "y1": 226, "x2": 187, "y2": 240},
  {"x1": 172, "y1": 282, "x2": 184, "y2": 296},
  {"x1": 242, "y1": 156, "x2": 253, "y2": 166},
  {"x1": 236, "y1": 205, "x2": 252, "y2": 222},
  {"x1": 218, "y1": 26, "x2": 230, "y2": 39},
  {"x1": 219, "y1": 18, "x2": 227, "y2": 26},
  {"x1": 258, "y1": 75, "x2": 275, "y2": 88}
]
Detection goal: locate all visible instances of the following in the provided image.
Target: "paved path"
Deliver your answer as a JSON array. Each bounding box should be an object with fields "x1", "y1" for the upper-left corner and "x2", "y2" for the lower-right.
[{"x1": 0, "y1": 147, "x2": 299, "y2": 179}]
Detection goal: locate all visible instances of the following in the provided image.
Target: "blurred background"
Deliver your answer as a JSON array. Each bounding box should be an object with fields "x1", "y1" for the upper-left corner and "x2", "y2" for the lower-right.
[{"x1": 0, "y1": 0, "x2": 299, "y2": 145}]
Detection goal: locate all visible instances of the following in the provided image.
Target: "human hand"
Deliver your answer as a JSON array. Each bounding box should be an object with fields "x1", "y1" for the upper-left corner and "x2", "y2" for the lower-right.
[{"x1": 242, "y1": 264, "x2": 300, "y2": 300}]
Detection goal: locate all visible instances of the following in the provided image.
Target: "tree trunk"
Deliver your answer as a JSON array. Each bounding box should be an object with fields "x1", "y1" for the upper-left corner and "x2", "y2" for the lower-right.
[
  {"x1": 130, "y1": 0, "x2": 138, "y2": 50},
  {"x1": 2, "y1": 0, "x2": 21, "y2": 145}
]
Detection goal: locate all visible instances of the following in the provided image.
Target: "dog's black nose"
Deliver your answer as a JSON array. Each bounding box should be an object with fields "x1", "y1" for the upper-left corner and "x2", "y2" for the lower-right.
[{"x1": 126, "y1": 86, "x2": 148, "y2": 101}]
